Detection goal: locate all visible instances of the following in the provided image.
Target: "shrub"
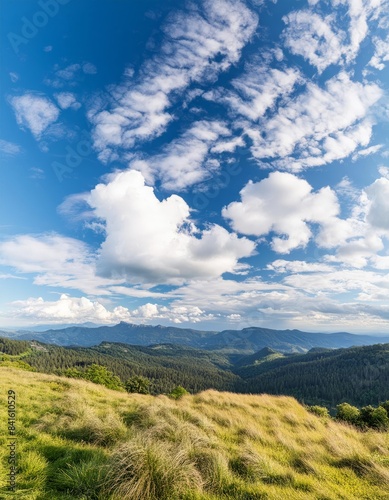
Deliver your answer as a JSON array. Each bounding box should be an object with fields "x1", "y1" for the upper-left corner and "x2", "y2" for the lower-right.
[
  {"x1": 84, "y1": 364, "x2": 124, "y2": 391},
  {"x1": 169, "y1": 386, "x2": 189, "y2": 400},
  {"x1": 360, "y1": 405, "x2": 389, "y2": 430},
  {"x1": 379, "y1": 400, "x2": 389, "y2": 414},
  {"x1": 125, "y1": 375, "x2": 151, "y2": 394},
  {"x1": 306, "y1": 405, "x2": 330, "y2": 418},
  {"x1": 336, "y1": 403, "x2": 360, "y2": 425},
  {"x1": 63, "y1": 367, "x2": 83, "y2": 379}
]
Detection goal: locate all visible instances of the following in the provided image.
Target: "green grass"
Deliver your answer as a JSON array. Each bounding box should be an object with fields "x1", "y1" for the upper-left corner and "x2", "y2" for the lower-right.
[{"x1": 1, "y1": 367, "x2": 389, "y2": 499}]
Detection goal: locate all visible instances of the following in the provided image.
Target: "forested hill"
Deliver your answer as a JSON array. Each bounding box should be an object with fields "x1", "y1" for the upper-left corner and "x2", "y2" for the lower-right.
[
  {"x1": 234, "y1": 343, "x2": 389, "y2": 407},
  {"x1": 1, "y1": 336, "x2": 389, "y2": 407},
  {"x1": 2, "y1": 322, "x2": 389, "y2": 353}
]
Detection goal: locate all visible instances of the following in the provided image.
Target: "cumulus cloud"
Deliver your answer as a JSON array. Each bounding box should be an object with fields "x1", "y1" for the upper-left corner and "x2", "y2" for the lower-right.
[
  {"x1": 10, "y1": 94, "x2": 60, "y2": 139},
  {"x1": 247, "y1": 72, "x2": 382, "y2": 170},
  {"x1": 319, "y1": 174, "x2": 389, "y2": 268},
  {"x1": 223, "y1": 172, "x2": 340, "y2": 253},
  {"x1": 86, "y1": 170, "x2": 255, "y2": 283},
  {"x1": 89, "y1": 0, "x2": 258, "y2": 161},
  {"x1": 130, "y1": 120, "x2": 234, "y2": 190},
  {"x1": 8, "y1": 294, "x2": 212, "y2": 325},
  {"x1": 365, "y1": 176, "x2": 389, "y2": 230},
  {"x1": 10, "y1": 294, "x2": 131, "y2": 324},
  {"x1": 54, "y1": 92, "x2": 81, "y2": 110}
]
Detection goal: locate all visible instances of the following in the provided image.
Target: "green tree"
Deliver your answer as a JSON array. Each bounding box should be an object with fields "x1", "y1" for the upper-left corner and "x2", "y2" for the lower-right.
[
  {"x1": 379, "y1": 400, "x2": 389, "y2": 414},
  {"x1": 84, "y1": 364, "x2": 124, "y2": 391},
  {"x1": 63, "y1": 367, "x2": 83, "y2": 379},
  {"x1": 360, "y1": 405, "x2": 389, "y2": 430},
  {"x1": 336, "y1": 403, "x2": 360, "y2": 425},
  {"x1": 169, "y1": 386, "x2": 189, "y2": 400},
  {"x1": 125, "y1": 375, "x2": 151, "y2": 394}
]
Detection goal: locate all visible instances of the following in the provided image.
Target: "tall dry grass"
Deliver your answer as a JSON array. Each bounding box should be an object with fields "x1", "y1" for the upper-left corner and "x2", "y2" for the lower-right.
[{"x1": 1, "y1": 368, "x2": 389, "y2": 499}]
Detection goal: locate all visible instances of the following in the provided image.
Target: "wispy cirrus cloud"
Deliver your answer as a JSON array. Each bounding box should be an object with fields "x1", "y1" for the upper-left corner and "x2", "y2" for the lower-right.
[
  {"x1": 204, "y1": 62, "x2": 301, "y2": 121},
  {"x1": 0, "y1": 139, "x2": 21, "y2": 156},
  {"x1": 0, "y1": 234, "x2": 122, "y2": 295},
  {"x1": 89, "y1": 0, "x2": 258, "y2": 161},
  {"x1": 246, "y1": 72, "x2": 382, "y2": 170},
  {"x1": 130, "y1": 120, "x2": 238, "y2": 190}
]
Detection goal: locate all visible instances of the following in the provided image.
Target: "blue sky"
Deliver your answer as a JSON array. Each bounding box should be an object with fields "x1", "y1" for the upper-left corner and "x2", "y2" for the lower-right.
[{"x1": 1, "y1": 0, "x2": 389, "y2": 332}]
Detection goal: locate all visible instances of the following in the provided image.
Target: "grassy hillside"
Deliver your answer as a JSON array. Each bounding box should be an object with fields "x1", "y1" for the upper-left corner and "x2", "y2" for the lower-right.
[{"x1": 1, "y1": 367, "x2": 389, "y2": 499}]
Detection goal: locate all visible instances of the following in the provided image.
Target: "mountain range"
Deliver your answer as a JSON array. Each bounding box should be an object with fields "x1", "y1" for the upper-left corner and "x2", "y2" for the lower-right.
[{"x1": 2, "y1": 322, "x2": 389, "y2": 353}]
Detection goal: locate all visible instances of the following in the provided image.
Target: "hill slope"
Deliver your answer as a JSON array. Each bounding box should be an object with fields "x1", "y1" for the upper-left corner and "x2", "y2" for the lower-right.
[
  {"x1": 236, "y1": 343, "x2": 389, "y2": 407},
  {"x1": 1, "y1": 367, "x2": 389, "y2": 499}
]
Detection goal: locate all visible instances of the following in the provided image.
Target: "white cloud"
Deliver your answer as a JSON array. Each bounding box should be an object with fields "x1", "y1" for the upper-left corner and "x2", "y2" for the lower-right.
[
  {"x1": 0, "y1": 139, "x2": 21, "y2": 156},
  {"x1": 9, "y1": 294, "x2": 131, "y2": 324},
  {"x1": 130, "y1": 120, "x2": 233, "y2": 190},
  {"x1": 0, "y1": 234, "x2": 87, "y2": 273},
  {"x1": 54, "y1": 92, "x2": 81, "y2": 110},
  {"x1": 82, "y1": 62, "x2": 97, "y2": 74},
  {"x1": 369, "y1": 33, "x2": 389, "y2": 69},
  {"x1": 89, "y1": 0, "x2": 258, "y2": 160},
  {"x1": 282, "y1": 10, "x2": 343, "y2": 72},
  {"x1": 247, "y1": 72, "x2": 382, "y2": 170},
  {"x1": 164, "y1": 273, "x2": 389, "y2": 331},
  {"x1": 10, "y1": 94, "x2": 60, "y2": 139},
  {"x1": 205, "y1": 63, "x2": 301, "y2": 121},
  {"x1": 86, "y1": 170, "x2": 255, "y2": 283},
  {"x1": 284, "y1": 0, "x2": 386, "y2": 71},
  {"x1": 7, "y1": 294, "x2": 212, "y2": 325},
  {"x1": 318, "y1": 174, "x2": 389, "y2": 267},
  {"x1": 45, "y1": 62, "x2": 97, "y2": 88},
  {"x1": 223, "y1": 172, "x2": 340, "y2": 253},
  {"x1": 268, "y1": 260, "x2": 334, "y2": 274},
  {"x1": 0, "y1": 234, "x2": 122, "y2": 295},
  {"x1": 352, "y1": 143, "x2": 382, "y2": 160},
  {"x1": 365, "y1": 176, "x2": 389, "y2": 230}
]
